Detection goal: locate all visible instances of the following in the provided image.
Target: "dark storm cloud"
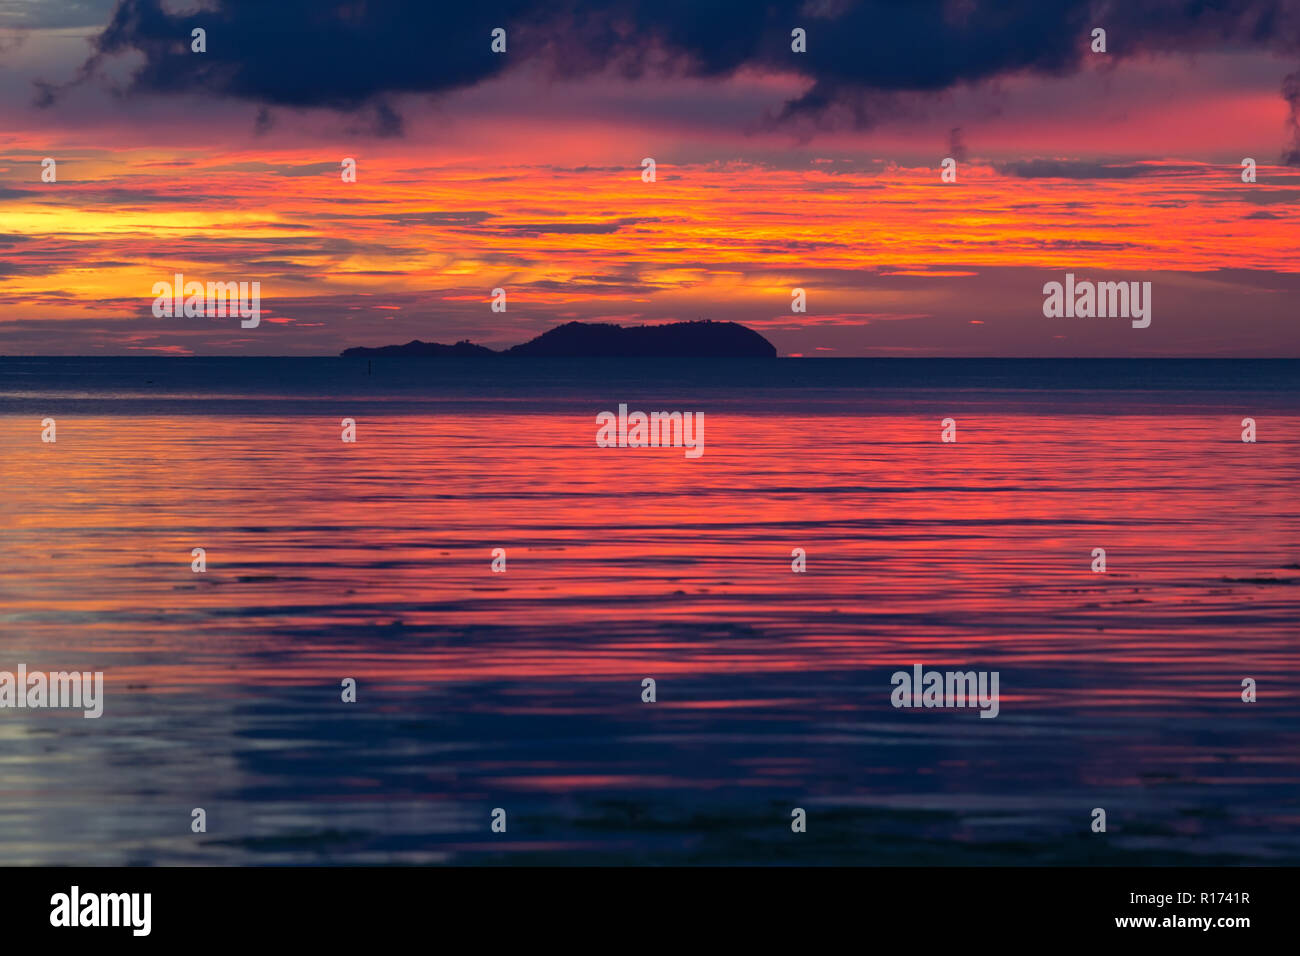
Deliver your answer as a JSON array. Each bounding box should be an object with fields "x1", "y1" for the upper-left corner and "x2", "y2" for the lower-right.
[
  {"x1": 37, "y1": 0, "x2": 1300, "y2": 134},
  {"x1": 41, "y1": 0, "x2": 541, "y2": 110}
]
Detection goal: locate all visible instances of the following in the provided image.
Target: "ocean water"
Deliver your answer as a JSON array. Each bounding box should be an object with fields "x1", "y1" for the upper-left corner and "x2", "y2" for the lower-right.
[{"x1": 0, "y1": 357, "x2": 1297, "y2": 865}]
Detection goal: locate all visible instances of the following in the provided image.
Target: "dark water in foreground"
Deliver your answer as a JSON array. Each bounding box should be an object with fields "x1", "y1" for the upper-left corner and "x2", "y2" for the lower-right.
[{"x1": 1, "y1": 358, "x2": 1297, "y2": 864}]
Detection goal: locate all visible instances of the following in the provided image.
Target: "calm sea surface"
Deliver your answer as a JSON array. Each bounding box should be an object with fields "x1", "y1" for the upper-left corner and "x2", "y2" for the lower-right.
[{"x1": 1, "y1": 358, "x2": 1297, "y2": 864}]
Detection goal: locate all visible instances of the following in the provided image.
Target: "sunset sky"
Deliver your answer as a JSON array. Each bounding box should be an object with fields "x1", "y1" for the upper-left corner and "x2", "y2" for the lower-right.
[{"x1": 1, "y1": 0, "x2": 1298, "y2": 356}]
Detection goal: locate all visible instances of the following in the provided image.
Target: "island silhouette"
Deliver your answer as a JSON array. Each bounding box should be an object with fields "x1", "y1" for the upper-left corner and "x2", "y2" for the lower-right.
[{"x1": 340, "y1": 320, "x2": 778, "y2": 358}]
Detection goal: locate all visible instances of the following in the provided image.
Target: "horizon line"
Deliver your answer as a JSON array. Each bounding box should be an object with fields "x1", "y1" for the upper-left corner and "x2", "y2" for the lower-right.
[{"x1": 5, "y1": 354, "x2": 1300, "y2": 361}]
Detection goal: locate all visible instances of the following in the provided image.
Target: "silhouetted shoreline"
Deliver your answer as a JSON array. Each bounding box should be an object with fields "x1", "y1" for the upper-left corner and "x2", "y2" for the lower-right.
[{"x1": 339, "y1": 320, "x2": 778, "y2": 359}]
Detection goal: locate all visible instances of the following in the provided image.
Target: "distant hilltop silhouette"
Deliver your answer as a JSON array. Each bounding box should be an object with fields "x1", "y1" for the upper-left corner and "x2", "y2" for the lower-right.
[{"x1": 340, "y1": 320, "x2": 777, "y2": 359}]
